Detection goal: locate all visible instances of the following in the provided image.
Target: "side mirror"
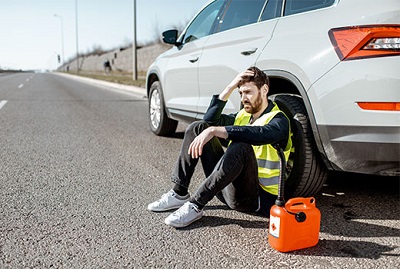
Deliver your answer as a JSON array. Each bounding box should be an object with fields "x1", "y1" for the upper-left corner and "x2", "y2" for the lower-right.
[{"x1": 162, "y1": 30, "x2": 181, "y2": 46}]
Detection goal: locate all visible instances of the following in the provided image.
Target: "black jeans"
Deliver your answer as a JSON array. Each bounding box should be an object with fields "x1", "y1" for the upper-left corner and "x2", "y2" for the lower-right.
[{"x1": 171, "y1": 121, "x2": 260, "y2": 212}]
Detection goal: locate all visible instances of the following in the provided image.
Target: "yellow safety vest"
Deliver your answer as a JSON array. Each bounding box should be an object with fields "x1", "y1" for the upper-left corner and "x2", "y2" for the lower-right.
[{"x1": 233, "y1": 102, "x2": 292, "y2": 195}]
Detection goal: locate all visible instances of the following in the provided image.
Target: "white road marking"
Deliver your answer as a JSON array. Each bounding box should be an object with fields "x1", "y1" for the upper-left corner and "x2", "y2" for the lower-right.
[
  {"x1": 18, "y1": 84, "x2": 24, "y2": 88},
  {"x1": 0, "y1": 100, "x2": 8, "y2": 110}
]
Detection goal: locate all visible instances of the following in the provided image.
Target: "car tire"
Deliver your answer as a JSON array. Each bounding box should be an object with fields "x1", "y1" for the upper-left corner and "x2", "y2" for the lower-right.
[
  {"x1": 272, "y1": 94, "x2": 328, "y2": 198},
  {"x1": 148, "y1": 81, "x2": 178, "y2": 136}
]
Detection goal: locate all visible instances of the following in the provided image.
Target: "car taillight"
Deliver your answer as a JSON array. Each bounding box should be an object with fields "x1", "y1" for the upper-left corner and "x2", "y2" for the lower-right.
[{"x1": 329, "y1": 25, "x2": 400, "y2": 61}]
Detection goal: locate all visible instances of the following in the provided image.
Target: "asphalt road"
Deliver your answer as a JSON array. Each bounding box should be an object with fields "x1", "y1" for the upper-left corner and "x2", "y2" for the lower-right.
[{"x1": 0, "y1": 72, "x2": 399, "y2": 268}]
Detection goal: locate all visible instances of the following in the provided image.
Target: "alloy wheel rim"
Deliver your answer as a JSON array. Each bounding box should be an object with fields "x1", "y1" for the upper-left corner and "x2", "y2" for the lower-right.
[{"x1": 150, "y1": 89, "x2": 161, "y2": 129}]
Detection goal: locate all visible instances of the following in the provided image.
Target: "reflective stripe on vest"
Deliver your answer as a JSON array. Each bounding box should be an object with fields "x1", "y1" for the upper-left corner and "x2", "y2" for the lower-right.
[
  {"x1": 233, "y1": 102, "x2": 292, "y2": 196},
  {"x1": 259, "y1": 175, "x2": 280, "y2": 186},
  {"x1": 257, "y1": 159, "x2": 280, "y2": 170}
]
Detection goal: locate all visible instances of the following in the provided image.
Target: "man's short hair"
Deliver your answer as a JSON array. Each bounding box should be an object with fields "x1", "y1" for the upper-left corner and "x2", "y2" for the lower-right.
[{"x1": 238, "y1": 66, "x2": 269, "y2": 89}]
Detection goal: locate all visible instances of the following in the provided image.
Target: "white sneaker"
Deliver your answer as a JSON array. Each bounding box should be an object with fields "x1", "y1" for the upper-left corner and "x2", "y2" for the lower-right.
[
  {"x1": 147, "y1": 190, "x2": 190, "y2": 212},
  {"x1": 164, "y1": 202, "x2": 203, "y2": 228}
]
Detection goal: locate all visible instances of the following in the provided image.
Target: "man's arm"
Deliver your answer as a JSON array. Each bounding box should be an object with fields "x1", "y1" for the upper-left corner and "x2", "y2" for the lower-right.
[
  {"x1": 188, "y1": 126, "x2": 228, "y2": 159},
  {"x1": 203, "y1": 96, "x2": 236, "y2": 126},
  {"x1": 226, "y1": 112, "x2": 290, "y2": 148}
]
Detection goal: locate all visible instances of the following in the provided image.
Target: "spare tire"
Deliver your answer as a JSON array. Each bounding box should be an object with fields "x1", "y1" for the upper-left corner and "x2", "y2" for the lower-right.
[{"x1": 271, "y1": 94, "x2": 328, "y2": 198}]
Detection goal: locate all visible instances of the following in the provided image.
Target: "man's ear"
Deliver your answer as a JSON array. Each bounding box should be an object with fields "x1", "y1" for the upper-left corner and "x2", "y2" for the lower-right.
[{"x1": 263, "y1": 84, "x2": 269, "y2": 95}]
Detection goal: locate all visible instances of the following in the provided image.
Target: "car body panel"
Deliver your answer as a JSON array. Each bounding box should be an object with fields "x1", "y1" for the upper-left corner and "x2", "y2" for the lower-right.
[{"x1": 162, "y1": 38, "x2": 209, "y2": 116}]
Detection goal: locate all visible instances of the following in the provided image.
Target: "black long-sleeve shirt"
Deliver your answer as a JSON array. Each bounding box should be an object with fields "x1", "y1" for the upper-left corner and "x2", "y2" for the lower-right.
[{"x1": 203, "y1": 95, "x2": 289, "y2": 149}]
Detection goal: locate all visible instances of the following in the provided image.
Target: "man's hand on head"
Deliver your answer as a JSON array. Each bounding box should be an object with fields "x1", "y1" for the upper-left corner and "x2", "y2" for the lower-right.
[{"x1": 219, "y1": 69, "x2": 255, "y2": 101}]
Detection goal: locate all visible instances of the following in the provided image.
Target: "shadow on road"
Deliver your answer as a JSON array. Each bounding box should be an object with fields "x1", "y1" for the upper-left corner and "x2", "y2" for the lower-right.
[
  {"x1": 200, "y1": 215, "x2": 267, "y2": 229},
  {"x1": 300, "y1": 171, "x2": 400, "y2": 258},
  {"x1": 290, "y1": 239, "x2": 398, "y2": 259}
]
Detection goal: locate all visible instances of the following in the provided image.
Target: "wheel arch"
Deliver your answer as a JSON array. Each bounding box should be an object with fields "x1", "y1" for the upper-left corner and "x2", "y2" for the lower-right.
[
  {"x1": 146, "y1": 71, "x2": 160, "y2": 97},
  {"x1": 265, "y1": 70, "x2": 330, "y2": 169}
]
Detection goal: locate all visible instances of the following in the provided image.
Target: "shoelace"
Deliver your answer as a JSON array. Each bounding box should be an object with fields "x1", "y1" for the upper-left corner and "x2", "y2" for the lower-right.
[
  {"x1": 159, "y1": 191, "x2": 175, "y2": 203},
  {"x1": 171, "y1": 203, "x2": 195, "y2": 219}
]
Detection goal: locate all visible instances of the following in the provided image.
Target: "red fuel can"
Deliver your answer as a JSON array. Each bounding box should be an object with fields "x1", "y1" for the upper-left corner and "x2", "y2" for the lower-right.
[{"x1": 268, "y1": 197, "x2": 320, "y2": 252}]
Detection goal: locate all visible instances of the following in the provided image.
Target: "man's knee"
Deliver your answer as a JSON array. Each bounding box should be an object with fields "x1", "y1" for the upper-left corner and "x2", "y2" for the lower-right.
[
  {"x1": 226, "y1": 142, "x2": 253, "y2": 156},
  {"x1": 186, "y1": 120, "x2": 209, "y2": 136}
]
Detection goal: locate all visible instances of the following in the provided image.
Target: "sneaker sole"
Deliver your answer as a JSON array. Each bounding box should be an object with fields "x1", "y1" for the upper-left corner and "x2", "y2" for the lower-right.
[
  {"x1": 147, "y1": 204, "x2": 185, "y2": 212},
  {"x1": 164, "y1": 213, "x2": 203, "y2": 228}
]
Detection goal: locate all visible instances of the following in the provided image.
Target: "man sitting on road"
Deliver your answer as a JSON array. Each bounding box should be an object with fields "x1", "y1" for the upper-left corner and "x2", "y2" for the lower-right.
[{"x1": 147, "y1": 66, "x2": 292, "y2": 228}]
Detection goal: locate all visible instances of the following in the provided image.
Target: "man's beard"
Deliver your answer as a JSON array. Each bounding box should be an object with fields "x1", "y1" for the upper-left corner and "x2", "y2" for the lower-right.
[{"x1": 243, "y1": 91, "x2": 263, "y2": 114}]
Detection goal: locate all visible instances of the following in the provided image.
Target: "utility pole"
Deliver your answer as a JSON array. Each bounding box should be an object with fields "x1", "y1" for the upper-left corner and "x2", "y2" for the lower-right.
[
  {"x1": 132, "y1": 0, "x2": 138, "y2": 80},
  {"x1": 75, "y1": 0, "x2": 79, "y2": 73}
]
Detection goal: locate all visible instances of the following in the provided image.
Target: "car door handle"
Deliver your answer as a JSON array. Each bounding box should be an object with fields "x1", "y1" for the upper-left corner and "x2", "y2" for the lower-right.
[
  {"x1": 189, "y1": 56, "x2": 199, "y2": 63},
  {"x1": 241, "y1": 48, "x2": 258, "y2": 56}
]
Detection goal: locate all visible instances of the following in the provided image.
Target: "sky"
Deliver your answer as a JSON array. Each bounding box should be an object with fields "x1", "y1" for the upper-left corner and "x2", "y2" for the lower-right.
[{"x1": 0, "y1": 0, "x2": 210, "y2": 71}]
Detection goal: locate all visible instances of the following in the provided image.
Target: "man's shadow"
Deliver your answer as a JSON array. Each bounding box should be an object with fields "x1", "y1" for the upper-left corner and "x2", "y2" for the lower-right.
[{"x1": 196, "y1": 204, "x2": 268, "y2": 229}]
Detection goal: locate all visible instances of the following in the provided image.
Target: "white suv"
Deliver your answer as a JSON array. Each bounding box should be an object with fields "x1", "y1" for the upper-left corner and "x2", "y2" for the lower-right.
[{"x1": 146, "y1": 0, "x2": 400, "y2": 197}]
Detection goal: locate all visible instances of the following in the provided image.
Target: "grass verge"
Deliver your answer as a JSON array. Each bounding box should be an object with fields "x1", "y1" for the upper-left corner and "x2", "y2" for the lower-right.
[{"x1": 63, "y1": 71, "x2": 146, "y2": 88}]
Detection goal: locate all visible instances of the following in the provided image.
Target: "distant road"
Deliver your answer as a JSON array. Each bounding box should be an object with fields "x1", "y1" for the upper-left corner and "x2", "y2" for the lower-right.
[{"x1": 0, "y1": 72, "x2": 398, "y2": 268}]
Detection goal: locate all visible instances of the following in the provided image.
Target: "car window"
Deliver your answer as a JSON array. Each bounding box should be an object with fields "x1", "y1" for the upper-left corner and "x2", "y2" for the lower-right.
[
  {"x1": 216, "y1": 0, "x2": 267, "y2": 33},
  {"x1": 260, "y1": 0, "x2": 283, "y2": 21},
  {"x1": 182, "y1": 0, "x2": 225, "y2": 44},
  {"x1": 284, "y1": 0, "x2": 335, "y2": 16}
]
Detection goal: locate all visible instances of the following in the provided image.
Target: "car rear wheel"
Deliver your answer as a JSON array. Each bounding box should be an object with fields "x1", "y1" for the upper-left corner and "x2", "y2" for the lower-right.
[
  {"x1": 272, "y1": 94, "x2": 328, "y2": 198},
  {"x1": 148, "y1": 81, "x2": 178, "y2": 136}
]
